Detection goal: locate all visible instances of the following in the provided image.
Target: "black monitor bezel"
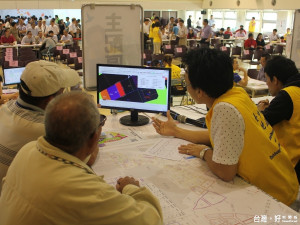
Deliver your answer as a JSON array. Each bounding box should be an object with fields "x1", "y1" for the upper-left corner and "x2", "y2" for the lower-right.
[
  {"x1": 3, "y1": 67, "x2": 25, "y2": 86},
  {"x1": 96, "y1": 64, "x2": 171, "y2": 114}
]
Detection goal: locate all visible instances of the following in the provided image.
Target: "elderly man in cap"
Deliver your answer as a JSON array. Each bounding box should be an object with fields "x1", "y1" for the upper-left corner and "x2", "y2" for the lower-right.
[
  {"x1": 0, "y1": 92, "x2": 163, "y2": 225},
  {"x1": 0, "y1": 61, "x2": 80, "y2": 192}
]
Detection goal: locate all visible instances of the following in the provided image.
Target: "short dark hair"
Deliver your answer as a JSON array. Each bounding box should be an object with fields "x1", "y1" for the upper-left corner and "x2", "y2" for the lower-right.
[
  {"x1": 261, "y1": 53, "x2": 271, "y2": 61},
  {"x1": 220, "y1": 28, "x2": 225, "y2": 31},
  {"x1": 265, "y1": 56, "x2": 298, "y2": 84},
  {"x1": 72, "y1": 18, "x2": 76, "y2": 22},
  {"x1": 273, "y1": 29, "x2": 277, "y2": 32},
  {"x1": 151, "y1": 59, "x2": 160, "y2": 67},
  {"x1": 179, "y1": 19, "x2": 184, "y2": 23},
  {"x1": 240, "y1": 25, "x2": 244, "y2": 27},
  {"x1": 154, "y1": 16, "x2": 159, "y2": 21},
  {"x1": 51, "y1": 18, "x2": 55, "y2": 22},
  {"x1": 66, "y1": 17, "x2": 69, "y2": 19},
  {"x1": 182, "y1": 48, "x2": 233, "y2": 98},
  {"x1": 203, "y1": 19, "x2": 208, "y2": 24},
  {"x1": 27, "y1": 31, "x2": 32, "y2": 35},
  {"x1": 227, "y1": 27, "x2": 230, "y2": 29},
  {"x1": 248, "y1": 33, "x2": 253, "y2": 38},
  {"x1": 252, "y1": 17, "x2": 255, "y2": 19},
  {"x1": 11, "y1": 21, "x2": 16, "y2": 27}
]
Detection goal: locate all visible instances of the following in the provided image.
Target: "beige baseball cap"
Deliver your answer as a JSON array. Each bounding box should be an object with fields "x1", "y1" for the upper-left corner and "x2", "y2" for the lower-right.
[{"x1": 20, "y1": 60, "x2": 80, "y2": 97}]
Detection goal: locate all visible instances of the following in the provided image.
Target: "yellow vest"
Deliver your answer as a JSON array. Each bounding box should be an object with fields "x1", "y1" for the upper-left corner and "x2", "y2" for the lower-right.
[
  {"x1": 273, "y1": 86, "x2": 300, "y2": 167},
  {"x1": 205, "y1": 87, "x2": 298, "y2": 205},
  {"x1": 165, "y1": 64, "x2": 181, "y2": 79},
  {"x1": 249, "y1": 21, "x2": 255, "y2": 33},
  {"x1": 152, "y1": 27, "x2": 161, "y2": 43},
  {"x1": 149, "y1": 22, "x2": 154, "y2": 38}
]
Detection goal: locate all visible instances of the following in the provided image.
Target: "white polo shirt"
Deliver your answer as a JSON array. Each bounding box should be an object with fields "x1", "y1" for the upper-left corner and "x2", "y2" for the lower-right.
[
  {"x1": 61, "y1": 34, "x2": 73, "y2": 44},
  {"x1": 68, "y1": 23, "x2": 77, "y2": 33},
  {"x1": 45, "y1": 24, "x2": 60, "y2": 35},
  {"x1": 0, "y1": 98, "x2": 45, "y2": 192}
]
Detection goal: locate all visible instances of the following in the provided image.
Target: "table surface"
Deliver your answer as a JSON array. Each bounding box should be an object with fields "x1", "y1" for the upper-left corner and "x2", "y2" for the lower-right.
[{"x1": 92, "y1": 110, "x2": 299, "y2": 225}]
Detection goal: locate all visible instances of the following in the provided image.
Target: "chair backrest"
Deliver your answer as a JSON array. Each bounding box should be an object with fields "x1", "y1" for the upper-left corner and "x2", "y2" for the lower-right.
[
  {"x1": 74, "y1": 57, "x2": 83, "y2": 70},
  {"x1": 211, "y1": 38, "x2": 221, "y2": 45},
  {"x1": 188, "y1": 40, "x2": 197, "y2": 48},
  {"x1": 163, "y1": 44, "x2": 174, "y2": 54},
  {"x1": 151, "y1": 54, "x2": 164, "y2": 62},
  {"x1": 241, "y1": 49, "x2": 254, "y2": 61},
  {"x1": 253, "y1": 50, "x2": 264, "y2": 60},
  {"x1": 173, "y1": 46, "x2": 186, "y2": 58},
  {"x1": 220, "y1": 46, "x2": 230, "y2": 56},
  {"x1": 232, "y1": 46, "x2": 241, "y2": 56},
  {"x1": 265, "y1": 45, "x2": 274, "y2": 54},
  {"x1": 273, "y1": 45, "x2": 283, "y2": 55},
  {"x1": 247, "y1": 69, "x2": 259, "y2": 79}
]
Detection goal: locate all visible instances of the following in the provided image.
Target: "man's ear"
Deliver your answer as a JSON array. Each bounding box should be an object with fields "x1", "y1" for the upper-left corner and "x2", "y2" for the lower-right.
[{"x1": 86, "y1": 130, "x2": 100, "y2": 154}]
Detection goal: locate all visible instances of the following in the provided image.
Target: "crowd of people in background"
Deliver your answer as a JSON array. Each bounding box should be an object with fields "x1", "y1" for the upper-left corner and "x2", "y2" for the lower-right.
[
  {"x1": 143, "y1": 14, "x2": 292, "y2": 51},
  {"x1": 0, "y1": 14, "x2": 81, "y2": 46}
]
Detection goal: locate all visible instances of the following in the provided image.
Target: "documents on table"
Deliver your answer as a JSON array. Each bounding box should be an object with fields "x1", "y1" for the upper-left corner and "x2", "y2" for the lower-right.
[{"x1": 144, "y1": 137, "x2": 190, "y2": 161}]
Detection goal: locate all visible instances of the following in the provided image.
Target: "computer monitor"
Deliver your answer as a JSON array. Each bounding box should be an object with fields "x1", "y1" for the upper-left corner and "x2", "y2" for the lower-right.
[
  {"x1": 3, "y1": 67, "x2": 25, "y2": 85},
  {"x1": 97, "y1": 64, "x2": 171, "y2": 126}
]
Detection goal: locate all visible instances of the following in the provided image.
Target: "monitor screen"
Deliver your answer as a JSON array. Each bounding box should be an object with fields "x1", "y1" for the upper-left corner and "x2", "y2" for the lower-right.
[
  {"x1": 3, "y1": 67, "x2": 25, "y2": 85},
  {"x1": 97, "y1": 64, "x2": 171, "y2": 114}
]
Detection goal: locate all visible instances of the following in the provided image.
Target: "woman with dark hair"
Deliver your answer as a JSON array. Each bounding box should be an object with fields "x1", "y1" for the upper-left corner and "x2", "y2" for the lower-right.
[
  {"x1": 256, "y1": 33, "x2": 265, "y2": 50},
  {"x1": 163, "y1": 55, "x2": 181, "y2": 79},
  {"x1": 152, "y1": 48, "x2": 298, "y2": 206}
]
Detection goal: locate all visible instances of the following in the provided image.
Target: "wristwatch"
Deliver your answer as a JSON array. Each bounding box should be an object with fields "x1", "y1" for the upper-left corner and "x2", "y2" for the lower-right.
[{"x1": 199, "y1": 147, "x2": 211, "y2": 161}]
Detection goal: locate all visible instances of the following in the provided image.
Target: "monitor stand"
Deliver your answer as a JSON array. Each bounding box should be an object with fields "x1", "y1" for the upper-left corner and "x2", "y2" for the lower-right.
[{"x1": 119, "y1": 110, "x2": 149, "y2": 126}]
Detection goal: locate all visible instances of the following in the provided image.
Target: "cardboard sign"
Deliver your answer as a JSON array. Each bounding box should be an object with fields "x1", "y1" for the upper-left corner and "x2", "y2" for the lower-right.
[
  {"x1": 176, "y1": 47, "x2": 182, "y2": 53},
  {"x1": 9, "y1": 61, "x2": 18, "y2": 67},
  {"x1": 78, "y1": 57, "x2": 83, "y2": 63},
  {"x1": 6, "y1": 48, "x2": 13, "y2": 53},
  {"x1": 244, "y1": 50, "x2": 250, "y2": 55},
  {"x1": 265, "y1": 45, "x2": 270, "y2": 50},
  {"x1": 251, "y1": 45, "x2": 254, "y2": 48},
  {"x1": 70, "y1": 52, "x2": 77, "y2": 58},
  {"x1": 165, "y1": 45, "x2": 171, "y2": 49},
  {"x1": 221, "y1": 46, "x2": 227, "y2": 51},
  {"x1": 56, "y1": 46, "x2": 63, "y2": 50},
  {"x1": 62, "y1": 49, "x2": 70, "y2": 54},
  {"x1": 5, "y1": 55, "x2": 13, "y2": 61}
]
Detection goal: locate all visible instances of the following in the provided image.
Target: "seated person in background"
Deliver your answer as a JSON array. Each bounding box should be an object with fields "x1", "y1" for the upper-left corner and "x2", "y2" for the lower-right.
[
  {"x1": 39, "y1": 31, "x2": 57, "y2": 58},
  {"x1": 284, "y1": 28, "x2": 291, "y2": 41},
  {"x1": 1, "y1": 28, "x2": 15, "y2": 45},
  {"x1": 0, "y1": 76, "x2": 18, "y2": 105},
  {"x1": 258, "y1": 56, "x2": 300, "y2": 183},
  {"x1": 187, "y1": 28, "x2": 196, "y2": 39},
  {"x1": 215, "y1": 28, "x2": 225, "y2": 37},
  {"x1": 35, "y1": 31, "x2": 45, "y2": 44},
  {"x1": 151, "y1": 59, "x2": 161, "y2": 67},
  {"x1": 163, "y1": 55, "x2": 181, "y2": 79},
  {"x1": 0, "y1": 92, "x2": 163, "y2": 225},
  {"x1": 161, "y1": 27, "x2": 168, "y2": 40},
  {"x1": 21, "y1": 31, "x2": 35, "y2": 45},
  {"x1": 224, "y1": 27, "x2": 232, "y2": 36},
  {"x1": 257, "y1": 53, "x2": 270, "y2": 81},
  {"x1": 235, "y1": 28, "x2": 246, "y2": 38},
  {"x1": 235, "y1": 25, "x2": 247, "y2": 34},
  {"x1": 26, "y1": 22, "x2": 39, "y2": 37},
  {"x1": 269, "y1": 29, "x2": 280, "y2": 41},
  {"x1": 232, "y1": 58, "x2": 248, "y2": 86},
  {"x1": 60, "y1": 29, "x2": 73, "y2": 45},
  {"x1": 48, "y1": 30, "x2": 58, "y2": 43},
  {"x1": 244, "y1": 33, "x2": 257, "y2": 50},
  {"x1": 10, "y1": 22, "x2": 20, "y2": 43},
  {"x1": 152, "y1": 48, "x2": 299, "y2": 206},
  {"x1": 0, "y1": 61, "x2": 80, "y2": 193},
  {"x1": 256, "y1": 33, "x2": 265, "y2": 50}
]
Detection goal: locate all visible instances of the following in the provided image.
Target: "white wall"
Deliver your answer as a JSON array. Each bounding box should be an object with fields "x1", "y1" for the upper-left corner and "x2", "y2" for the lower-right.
[{"x1": 202, "y1": 0, "x2": 300, "y2": 10}]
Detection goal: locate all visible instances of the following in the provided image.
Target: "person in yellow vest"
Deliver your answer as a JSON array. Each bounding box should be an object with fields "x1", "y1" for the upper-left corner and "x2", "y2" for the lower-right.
[
  {"x1": 284, "y1": 28, "x2": 291, "y2": 41},
  {"x1": 257, "y1": 56, "x2": 300, "y2": 183},
  {"x1": 149, "y1": 17, "x2": 159, "y2": 51},
  {"x1": 152, "y1": 22, "x2": 162, "y2": 55},
  {"x1": 163, "y1": 55, "x2": 181, "y2": 79},
  {"x1": 248, "y1": 17, "x2": 256, "y2": 33},
  {"x1": 152, "y1": 48, "x2": 298, "y2": 206}
]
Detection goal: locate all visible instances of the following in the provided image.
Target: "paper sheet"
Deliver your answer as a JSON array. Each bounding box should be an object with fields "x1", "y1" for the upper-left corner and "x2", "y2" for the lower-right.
[{"x1": 144, "y1": 137, "x2": 190, "y2": 161}]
